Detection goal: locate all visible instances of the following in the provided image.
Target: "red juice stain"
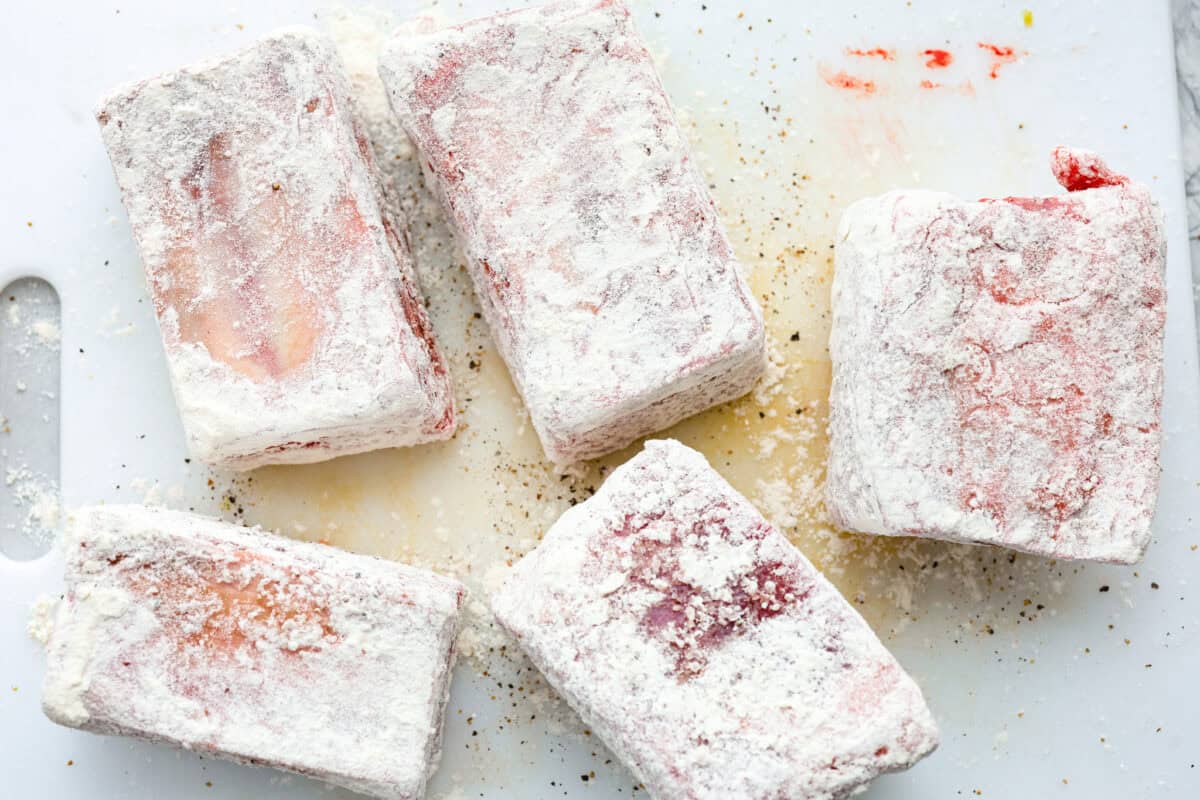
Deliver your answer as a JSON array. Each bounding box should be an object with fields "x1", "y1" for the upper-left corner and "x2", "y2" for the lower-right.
[
  {"x1": 822, "y1": 70, "x2": 877, "y2": 95},
  {"x1": 846, "y1": 47, "x2": 895, "y2": 60},
  {"x1": 922, "y1": 49, "x2": 953, "y2": 68},
  {"x1": 1051, "y1": 146, "x2": 1129, "y2": 191},
  {"x1": 1058, "y1": 164, "x2": 1122, "y2": 191},
  {"x1": 979, "y1": 43, "x2": 1018, "y2": 78},
  {"x1": 920, "y1": 79, "x2": 942, "y2": 90}
]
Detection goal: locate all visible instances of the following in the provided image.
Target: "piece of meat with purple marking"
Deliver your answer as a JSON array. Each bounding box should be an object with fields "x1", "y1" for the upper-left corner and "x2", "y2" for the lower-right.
[
  {"x1": 827, "y1": 147, "x2": 1166, "y2": 564},
  {"x1": 492, "y1": 439, "x2": 938, "y2": 800},
  {"x1": 96, "y1": 27, "x2": 454, "y2": 469},
  {"x1": 378, "y1": 1, "x2": 764, "y2": 466}
]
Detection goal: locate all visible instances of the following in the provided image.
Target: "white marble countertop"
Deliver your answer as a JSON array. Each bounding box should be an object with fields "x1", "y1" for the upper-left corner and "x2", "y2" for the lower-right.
[{"x1": 1175, "y1": 0, "x2": 1200, "y2": 348}]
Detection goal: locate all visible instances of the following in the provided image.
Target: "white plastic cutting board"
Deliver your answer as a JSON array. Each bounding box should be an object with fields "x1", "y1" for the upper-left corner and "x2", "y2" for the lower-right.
[{"x1": 3, "y1": 1, "x2": 1199, "y2": 798}]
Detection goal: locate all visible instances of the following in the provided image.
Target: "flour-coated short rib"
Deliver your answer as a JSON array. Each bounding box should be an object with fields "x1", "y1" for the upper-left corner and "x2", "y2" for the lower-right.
[
  {"x1": 97, "y1": 28, "x2": 455, "y2": 470},
  {"x1": 42, "y1": 505, "x2": 466, "y2": 800},
  {"x1": 827, "y1": 147, "x2": 1166, "y2": 564},
  {"x1": 493, "y1": 440, "x2": 938, "y2": 800},
  {"x1": 378, "y1": 1, "x2": 765, "y2": 465}
]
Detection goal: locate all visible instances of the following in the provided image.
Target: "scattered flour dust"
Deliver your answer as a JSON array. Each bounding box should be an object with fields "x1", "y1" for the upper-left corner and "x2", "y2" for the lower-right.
[
  {"x1": 31, "y1": 320, "x2": 60, "y2": 346},
  {"x1": 751, "y1": 334, "x2": 790, "y2": 407},
  {"x1": 5, "y1": 466, "x2": 60, "y2": 546},
  {"x1": 3, "y1": 280, "x2": 61, "y2": 555},
  {"x1": 99, "y1": 306, "x2": 137, "y2": 338},
  {"x1": 4, "y1": 294, "x2": 61, "y2": 356},
  {"x1": 127, "y1": 477, "x2": 184, "y2": 507},
  {"x1": 27, "y1": 594, "x2": 57, "y2": 645}
]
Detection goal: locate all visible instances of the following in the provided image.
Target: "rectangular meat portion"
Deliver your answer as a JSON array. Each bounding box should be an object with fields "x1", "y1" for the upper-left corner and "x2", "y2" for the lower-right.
[
  {"x1": 492, "y1": 439, "x2": 939, "y2": 800},
  {"x1": 827, "y1": 147, "x2": 1166, "y2": 564},
  {"x1": 97, "y1": 27, "x2": 455, "y2": 470},
  {"x1": 42, "y1": 505, "x2": 466, "y2": 800},
  {"x1": 378, "y1": 0, "x2": 764, "y2": 465}
]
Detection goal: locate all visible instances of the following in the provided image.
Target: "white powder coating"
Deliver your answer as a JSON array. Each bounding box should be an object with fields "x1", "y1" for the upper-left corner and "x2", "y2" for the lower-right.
[
  {"x1": 96, "y1": 28, "x2": 455, "y2": 470},
  {"x1": 492, "y1": 440, "x2": 938, "y2": 800},
  {"x1": 41, "y1": 505, "x2": 466, "y2": 800},
  {"x1": 827, "y1": 147, "x2": 1166, "y2": 564},
  {"x1": 378, "y1": 0, "x2": 765, "y2": 466}
]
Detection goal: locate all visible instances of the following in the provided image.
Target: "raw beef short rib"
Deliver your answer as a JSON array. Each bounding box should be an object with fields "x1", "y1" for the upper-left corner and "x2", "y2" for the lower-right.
[
  {"x1": 97, "y1": 28, "x2": 455, "y2": 470},
  {"x1": 493, "y1": 439, "x2": 939, "y2": 800},
  {"x1": 827, "y1": 147, "x2": 1166, "y2": 563},
  {"x1": 378, "y1": 0, "x2": 764, "y2": 465},
  {"x1": 42, "y1": 505, "x2": 466, "y2": 800}
]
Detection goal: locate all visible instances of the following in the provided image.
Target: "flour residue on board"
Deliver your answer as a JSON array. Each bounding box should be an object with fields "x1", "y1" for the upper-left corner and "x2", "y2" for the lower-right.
[
  {"x1": 5, "y1": 466, "x2": 60, "y2": 546},
  {"x1": 2, "y1": 282, "x2": 62, "y2": 556}
]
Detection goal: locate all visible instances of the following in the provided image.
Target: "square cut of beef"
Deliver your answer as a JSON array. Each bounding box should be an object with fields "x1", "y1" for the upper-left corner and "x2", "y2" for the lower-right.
[
  {"x1": 97, "y1": 27, "x2": 455, "y2": 470},
  {"x1": 378, "y1": 1, "x2": 764, "y2": 465},
  {"x1": 827, "y1": 147, "x2": 1166, "y2": 564},
  {"x1": 493, "y1": 440, "x2": 938, "y2": 800},
  {"x1": 42, "y1": 505, "x2": 466, "y2": 800}
]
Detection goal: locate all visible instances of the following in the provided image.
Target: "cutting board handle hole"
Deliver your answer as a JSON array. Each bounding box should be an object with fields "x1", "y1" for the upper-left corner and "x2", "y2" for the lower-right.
[{"x1": 0, "y1": 277, "x2": 61, "y2": 562}]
